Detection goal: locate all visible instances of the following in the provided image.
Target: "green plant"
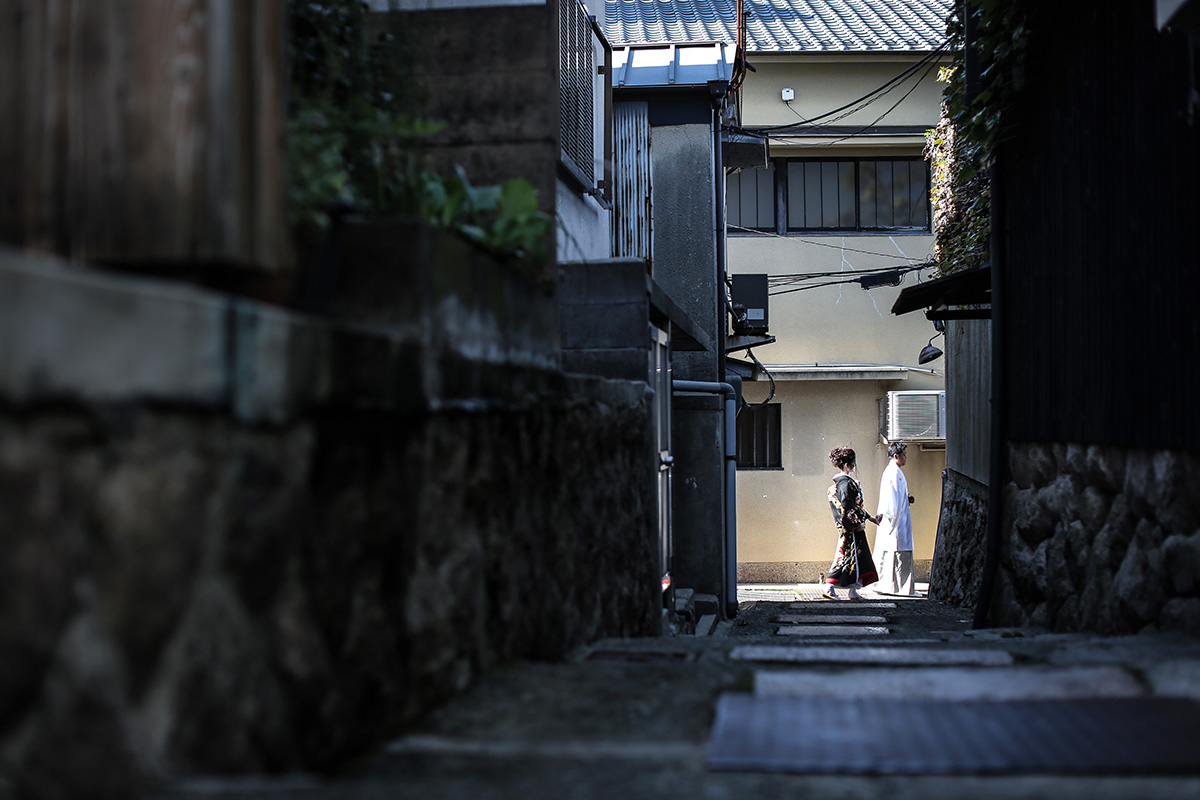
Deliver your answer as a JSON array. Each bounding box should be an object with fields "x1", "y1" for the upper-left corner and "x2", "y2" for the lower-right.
[
  {"x1": 926, "y1": 0, "x2": 1029, "y2": 275},
  {"x1": 286, "y1": 0, "x2": 552, "y2": 267}
]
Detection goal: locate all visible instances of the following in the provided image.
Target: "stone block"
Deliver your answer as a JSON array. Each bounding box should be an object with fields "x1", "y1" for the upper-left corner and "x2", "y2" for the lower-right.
[
  {"x1": 1012, "y1": 486, "x2": 1053, "y2": 546},
  {"x1": 0, "y1": 252, "x2": 227, "y2": 406},
  {"x1": 1159, "y1": 598, "x2": 1200, "y2": 633},
  {"x1": 559, "y1": 303, "x2": 647, "y2": 350},
  {"x1": 1009, "y1": 441, "x2": 1055, "y2": 489},
  {"x1": 1163, "y1": 533, "x2": 1200, "y2": 595},
  {"x1": 1085, "y1": 443, "x2": 1127, "y2": 492},
  {"x1": 562, "y1": 348, "x2": 649, "y2": 383},
  {"x1": 1078, "y1": 485, "x2": 1113, "y2": 532},
  {"x1": 229, "y1": 304, "x2": 332, "y2": 425},
  {"x1": 585, "y1": 260, "x2": 651, "y2": 303}
]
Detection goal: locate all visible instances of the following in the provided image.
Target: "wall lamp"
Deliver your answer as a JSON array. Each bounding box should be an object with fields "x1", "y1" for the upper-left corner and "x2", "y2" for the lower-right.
[{"x1": 918, "y1": 321, "x2": 945, "y2": 364}]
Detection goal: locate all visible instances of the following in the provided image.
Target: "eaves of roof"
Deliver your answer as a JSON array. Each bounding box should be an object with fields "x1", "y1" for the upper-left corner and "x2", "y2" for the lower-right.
[{"x1": 605, "y1": 0, "x2": 952, "y2": 53}]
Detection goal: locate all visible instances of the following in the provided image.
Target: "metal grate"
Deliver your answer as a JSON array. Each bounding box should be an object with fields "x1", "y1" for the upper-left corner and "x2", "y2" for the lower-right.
[
  {"x1": 559, "y1": 0, "x2": 595, "y2": 185},
  {"x1": 708, "y1": 694, "x2": 1200, "y2": 775}
]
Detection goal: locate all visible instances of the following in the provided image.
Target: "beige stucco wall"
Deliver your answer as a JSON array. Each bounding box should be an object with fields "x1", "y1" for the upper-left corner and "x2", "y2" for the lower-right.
[
  {"x1": 730, "y1": 236, "x2": 945, "y2": 574},
  {"x1": 729, "y1": 233, "x2": 939, "y2": 365},
  {"x1": 730, "y1": 52, "x2": 947, "y2": 579},
  {"x1": 736, "y1": 375, "x2": 944, "y2": 571},
  {"x1": 740, "y1": 55, "x2": 946, "y2": 134}
]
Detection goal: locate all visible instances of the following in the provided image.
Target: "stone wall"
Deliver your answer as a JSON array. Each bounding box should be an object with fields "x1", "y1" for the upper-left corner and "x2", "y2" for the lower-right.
[
  {"x1": 0, "y1": 232, "x2": 660, "y2": 798},
  {"x1": 929, "y1": 468, "x2": 988, "y2": 609},
  {"x1": 989, "y1": 440, "x2": 1200, "y2": 634}
]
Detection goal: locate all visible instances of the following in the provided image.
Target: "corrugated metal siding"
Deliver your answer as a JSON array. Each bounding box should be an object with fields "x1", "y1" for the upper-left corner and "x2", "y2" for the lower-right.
[
  {"x1": 999, "y1": 0, "x2": 1200, "y2": 450},
  {"x1": 613, "y1": 101, "x2": 652, "y2": 266}
]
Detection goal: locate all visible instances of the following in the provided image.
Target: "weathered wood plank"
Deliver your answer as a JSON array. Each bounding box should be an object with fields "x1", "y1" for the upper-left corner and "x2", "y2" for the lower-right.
[{"x1": 0, "y1": 0, "x2": 291, "y2": 274}]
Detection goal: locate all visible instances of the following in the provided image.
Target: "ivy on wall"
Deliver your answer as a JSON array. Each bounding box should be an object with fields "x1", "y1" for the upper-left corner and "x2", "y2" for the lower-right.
[
  {"x1": 287, "y1": 0, "x2": 551, "y2": 265},
  {"x1": 926, "y1": 0, "x2": 1029, "y2": 275}
]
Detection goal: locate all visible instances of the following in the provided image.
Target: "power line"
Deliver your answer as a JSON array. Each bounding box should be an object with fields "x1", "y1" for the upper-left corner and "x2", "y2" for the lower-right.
[
  {"x1": 803, "y1": 56, "x2": 943, "y2": 147},
  {"x1": 733, "y1": 42, "x2": 949, "y2": 136},
  {"x1": 727, "y1": 225, "x2": 935, "y2": 261}
]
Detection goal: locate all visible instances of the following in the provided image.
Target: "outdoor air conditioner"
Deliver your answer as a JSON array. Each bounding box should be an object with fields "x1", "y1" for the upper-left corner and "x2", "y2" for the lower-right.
[{"x1": 881, "y1": 390, "x2": 946, "y2": 442}]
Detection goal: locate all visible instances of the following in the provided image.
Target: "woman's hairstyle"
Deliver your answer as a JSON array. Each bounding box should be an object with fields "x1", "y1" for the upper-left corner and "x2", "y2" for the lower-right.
[
  {"x1": 829, "y1": 445, "x2": 856, "y2": 468},
  {"x1": 887, "y1": 442, "x2": 908, "y2": 458}
]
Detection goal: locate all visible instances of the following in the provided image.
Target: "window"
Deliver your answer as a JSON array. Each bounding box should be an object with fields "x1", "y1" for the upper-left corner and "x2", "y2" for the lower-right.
[
  {"x1": 728, "y1": 157, "x2": 930, "y2": 233},
  {"x1": 737, "y1": 404, "x2": 782, "y2": 469},
  {"x1": 727, "y1": 163, "x2": 775, "y2": 230}
]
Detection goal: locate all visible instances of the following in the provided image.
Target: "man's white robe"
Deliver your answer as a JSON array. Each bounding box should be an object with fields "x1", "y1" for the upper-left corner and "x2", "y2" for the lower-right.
[{"x1": 874, "y1": 459, "x2": 916, "y2": 595}]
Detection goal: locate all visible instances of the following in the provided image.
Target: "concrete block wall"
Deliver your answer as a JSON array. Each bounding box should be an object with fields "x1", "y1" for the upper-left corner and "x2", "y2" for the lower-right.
[
  {"x1": 0, "y1": 232, "x2": 659, "y2": 799},
  {"x1": 559, "y1": 259, "x2": 655, "y2": 383}
]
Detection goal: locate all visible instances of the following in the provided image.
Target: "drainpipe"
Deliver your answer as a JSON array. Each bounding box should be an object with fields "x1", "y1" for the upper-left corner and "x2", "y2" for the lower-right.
[
  {"x1": 709, "y1": 79, "x2": 729, "y2": 384},
  {"x1": 673, "y1": 380, "x2": 738, "y2": 618}
]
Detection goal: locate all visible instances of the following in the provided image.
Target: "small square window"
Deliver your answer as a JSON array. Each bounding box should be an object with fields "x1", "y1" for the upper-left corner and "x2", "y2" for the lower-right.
[{"x1": 737, "y1": 403, "x2": 782, "y2": 469}]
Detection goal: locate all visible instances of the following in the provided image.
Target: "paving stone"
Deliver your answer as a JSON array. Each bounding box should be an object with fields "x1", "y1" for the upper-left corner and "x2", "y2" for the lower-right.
[
  {"x1": 774, "y1": 625, "x2": 890, "y2": 637},
  {"x1": 707, "y1": 695, "x2": 1200, "y2": 775},
  {"x1": 788, "y1": 601, "x2": 898, "y2": 610},
  {"x1": 731, "y1": 646, "x2": 1015, "y2": 666},
  {"x1": 777, "y1": 614, "x2": 889, "y2": 625},
  {"x1": 1144, "y1": 660, "x2": 1200, "y2": 700},
  {"x1": 754, "y1": 665, "x2": 1145, "y2": 701}
]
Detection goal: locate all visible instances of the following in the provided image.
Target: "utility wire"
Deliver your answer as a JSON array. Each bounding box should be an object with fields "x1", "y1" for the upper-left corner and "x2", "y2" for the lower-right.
[
  {"x1": 734, "y1": 42, "x2": 949, "y2": 135},
  {"x1": 776, "y1": 45, "x2": 943, "y2": 133},
  {"x1": 803, "y1": 56, "x2": 943, "y2": 147},
  {"x1": 727, "y1": 225, "x2": 935, "y2": 261},
  {"x1": 741, "y1": 348, "x2": 776, "y2": 410}
]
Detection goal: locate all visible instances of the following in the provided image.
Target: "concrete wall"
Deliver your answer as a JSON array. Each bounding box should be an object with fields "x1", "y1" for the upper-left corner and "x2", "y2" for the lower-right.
[
  {"x1": 644, "y1": 118, "x2": 731, "y2": 608},
  {"x1": 557, "y1": 181, "x2": 613, "y2": 263},
  {"x1": 0, "y1": 228, "x2": 660, "y2": 798},
  {"x1": 650, "y1": 124, "x2": 719, "y2": 382}
]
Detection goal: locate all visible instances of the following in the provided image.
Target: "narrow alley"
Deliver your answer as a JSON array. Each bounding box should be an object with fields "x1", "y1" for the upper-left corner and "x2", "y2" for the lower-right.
[{"x1": 150, "y1": 587, "x2": 1200, "y2": 800}]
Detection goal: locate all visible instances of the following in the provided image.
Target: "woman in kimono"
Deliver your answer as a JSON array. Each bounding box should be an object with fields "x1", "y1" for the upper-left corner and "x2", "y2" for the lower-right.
[{"x1": 821, "y1": 446, "x2": 881, "y2": 600}]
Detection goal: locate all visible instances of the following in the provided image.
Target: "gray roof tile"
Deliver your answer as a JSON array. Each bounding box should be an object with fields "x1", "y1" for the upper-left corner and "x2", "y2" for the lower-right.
[{"x1": 604, "y1": 0, "x2": 951, "y2": 52}]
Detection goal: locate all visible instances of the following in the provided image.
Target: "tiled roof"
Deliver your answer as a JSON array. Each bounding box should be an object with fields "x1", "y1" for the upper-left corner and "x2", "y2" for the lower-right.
[{"x1": 604, "y1": 0, "x2": 951, "y2": 52}]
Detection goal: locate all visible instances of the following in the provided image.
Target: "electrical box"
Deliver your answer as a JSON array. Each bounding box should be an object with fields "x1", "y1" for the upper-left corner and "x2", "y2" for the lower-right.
[
  {"x1": 731, "y1": 274, "x2": 769, "y2": 334},
  {"x1": 781, "y1": 87, "x2": 795, "y2": 102}
]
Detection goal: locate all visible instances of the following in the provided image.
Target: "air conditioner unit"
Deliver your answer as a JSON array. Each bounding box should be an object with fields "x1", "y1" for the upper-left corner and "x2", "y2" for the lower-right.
[{"x1": 881, "y1": 390, "x2": 946, "y2": 442}]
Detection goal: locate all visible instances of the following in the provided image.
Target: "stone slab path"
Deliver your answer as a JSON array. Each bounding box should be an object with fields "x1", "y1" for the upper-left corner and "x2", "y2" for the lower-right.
[{"x1": 148, "y1": 584, "x2": 1200, "y2": 800}]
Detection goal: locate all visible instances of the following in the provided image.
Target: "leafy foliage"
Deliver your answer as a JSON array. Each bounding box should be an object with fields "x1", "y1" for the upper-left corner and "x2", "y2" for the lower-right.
[
  {"x1": 286, "y1": 0, "x2": 552, "y2": 266},
  {"x1": 926, "y1": 0, "x2": 1029, "y2": 275}
]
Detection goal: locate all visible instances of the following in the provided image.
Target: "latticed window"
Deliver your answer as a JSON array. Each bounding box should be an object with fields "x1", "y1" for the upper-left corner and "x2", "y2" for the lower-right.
[
  {"x1": 559, "y1": 0, "x2": 595, "y2": 186},
  {"x1": 728, "y1": 157, "x2": 930, "y2": 233}
]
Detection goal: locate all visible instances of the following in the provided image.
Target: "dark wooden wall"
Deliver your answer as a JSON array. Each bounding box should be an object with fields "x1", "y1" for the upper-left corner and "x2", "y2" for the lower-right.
[
  {"x1": 999, "y1": 0, "x2": 1200, "y2": 450},
  {"x1": 0, "y1": 0, "x2": 291, "y2": 274}
]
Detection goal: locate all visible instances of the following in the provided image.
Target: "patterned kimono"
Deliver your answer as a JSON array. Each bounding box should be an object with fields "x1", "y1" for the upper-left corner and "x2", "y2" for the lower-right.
[{"x1": 825, "y1": 473, "x2": 879, "y2": 588}]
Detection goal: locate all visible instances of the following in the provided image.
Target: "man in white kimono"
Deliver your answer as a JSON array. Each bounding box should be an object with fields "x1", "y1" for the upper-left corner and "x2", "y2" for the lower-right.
[{"x1": 873, "y1": 442, "x2": 918, "y2": 596}]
